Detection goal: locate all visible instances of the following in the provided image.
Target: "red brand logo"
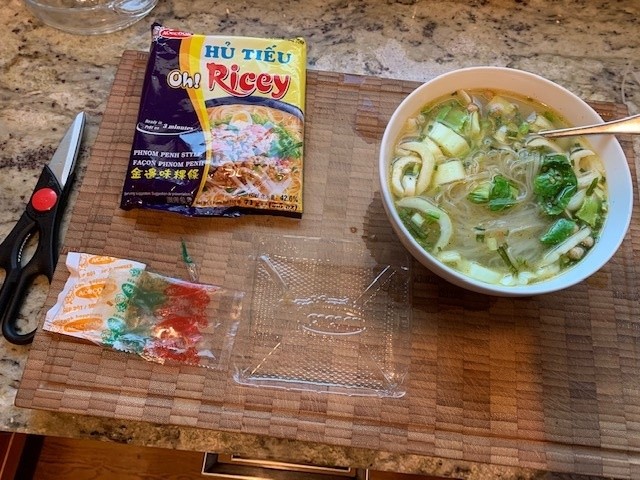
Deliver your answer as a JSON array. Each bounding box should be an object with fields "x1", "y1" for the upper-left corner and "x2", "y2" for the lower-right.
[
  {"x1": 206, "y1": 62, "x2": 291, "y2": 100},
  {"x1": 160, "y1": 28, "x2": 193, "y2": 39}
]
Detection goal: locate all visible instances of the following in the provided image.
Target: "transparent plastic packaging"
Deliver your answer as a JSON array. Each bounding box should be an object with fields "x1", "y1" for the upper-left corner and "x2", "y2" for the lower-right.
[
  {"x1": 233, "y1": 235, "x2": 412, "y2": 397},
  {"x1": 44, "y1": 252, "x2": 244, "y2": 369}
]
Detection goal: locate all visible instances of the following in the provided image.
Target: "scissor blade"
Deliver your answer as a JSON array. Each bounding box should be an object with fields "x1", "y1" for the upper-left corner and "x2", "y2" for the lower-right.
[{"x1": 48, "y1": 112, "x2": 86, "y2": 188}]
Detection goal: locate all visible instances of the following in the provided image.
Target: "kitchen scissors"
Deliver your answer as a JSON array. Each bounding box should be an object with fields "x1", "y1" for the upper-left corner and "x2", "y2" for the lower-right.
[{"x1": 0, "y1": 112, "x2": 85, "y2": 345}]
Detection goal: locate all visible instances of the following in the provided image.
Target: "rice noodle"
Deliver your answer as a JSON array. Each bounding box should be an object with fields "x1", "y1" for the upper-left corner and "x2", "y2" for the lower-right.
[{"x1": 389, "y1": 88, "x2": 607, "y2": 286}]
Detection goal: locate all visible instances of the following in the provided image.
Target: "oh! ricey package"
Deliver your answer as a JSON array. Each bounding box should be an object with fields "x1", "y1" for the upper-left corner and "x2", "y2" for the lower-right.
[{"x1": 120, "y1": 24, "x2": 307, "y2": 217}]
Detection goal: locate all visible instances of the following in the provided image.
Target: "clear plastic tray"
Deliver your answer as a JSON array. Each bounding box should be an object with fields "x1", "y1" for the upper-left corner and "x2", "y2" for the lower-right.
[{"x1": 233, "y1": 235, "x2": 412, "y2": 397}]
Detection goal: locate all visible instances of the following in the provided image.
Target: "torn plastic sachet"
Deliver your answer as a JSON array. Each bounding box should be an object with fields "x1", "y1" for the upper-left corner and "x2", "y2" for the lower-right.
[{"x1": 44, "y1": 252, "x2": 244, "y2": 369}]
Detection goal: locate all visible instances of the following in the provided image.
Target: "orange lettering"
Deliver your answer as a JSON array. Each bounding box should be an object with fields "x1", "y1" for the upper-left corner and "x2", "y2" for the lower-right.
[{"x1": 74, "y1": 281, "x2": 117, "y2": 299}]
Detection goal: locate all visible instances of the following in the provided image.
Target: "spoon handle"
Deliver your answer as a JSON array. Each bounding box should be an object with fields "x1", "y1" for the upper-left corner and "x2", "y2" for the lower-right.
[{"x1": 539, "y1": 113, "x2": 640, "y2": 138}]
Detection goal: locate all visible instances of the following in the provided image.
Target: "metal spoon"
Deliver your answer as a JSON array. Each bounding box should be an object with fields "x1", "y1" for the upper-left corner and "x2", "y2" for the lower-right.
[{"x1": 539, "y1": 113, "x2": 640, "y2": 138}]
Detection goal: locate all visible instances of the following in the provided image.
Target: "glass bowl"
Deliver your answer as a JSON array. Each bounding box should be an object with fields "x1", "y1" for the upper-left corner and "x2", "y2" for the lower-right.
[{"x1": 24, "y1": 0, "x2": 158, "y2": 35}]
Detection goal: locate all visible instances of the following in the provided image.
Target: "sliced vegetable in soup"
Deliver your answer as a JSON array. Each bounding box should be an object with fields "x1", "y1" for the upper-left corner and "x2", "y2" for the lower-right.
[{"x1": 389, "y1": 89, "x2": 607, "y2": 286}]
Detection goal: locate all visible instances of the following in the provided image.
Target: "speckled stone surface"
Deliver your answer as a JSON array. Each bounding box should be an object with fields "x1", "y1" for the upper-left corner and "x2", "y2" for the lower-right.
[{"x1": 1, "y1": 0, "x2": 639, "y2": 478}]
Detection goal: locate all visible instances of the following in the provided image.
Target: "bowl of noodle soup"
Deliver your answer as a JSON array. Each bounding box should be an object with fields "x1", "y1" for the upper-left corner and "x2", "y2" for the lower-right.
[{"x1": 379, "y1": 67, "x2": 633, "y2": 296}]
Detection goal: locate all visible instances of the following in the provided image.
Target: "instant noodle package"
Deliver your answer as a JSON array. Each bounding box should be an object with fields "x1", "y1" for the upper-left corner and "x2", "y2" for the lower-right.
[{"x1": 120, "y1": 24, "x2": 307, "y2": 217}]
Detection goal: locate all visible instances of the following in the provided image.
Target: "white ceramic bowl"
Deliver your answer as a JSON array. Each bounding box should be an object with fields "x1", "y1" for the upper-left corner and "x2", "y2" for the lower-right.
[{"x1": 379, "y1": 66, "x2": 633, "y2": 296}]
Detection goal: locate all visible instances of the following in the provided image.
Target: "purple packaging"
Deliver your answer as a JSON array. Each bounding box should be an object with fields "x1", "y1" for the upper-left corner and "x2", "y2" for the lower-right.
[{"x1": 120, "y1": 24, "x2": 307, "y2": 217}]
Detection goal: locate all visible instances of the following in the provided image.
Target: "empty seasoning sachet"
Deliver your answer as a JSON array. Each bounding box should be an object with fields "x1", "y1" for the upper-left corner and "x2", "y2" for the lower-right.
[{"x1": 44, "y1": 252, "x2": 244, "y2": 368}]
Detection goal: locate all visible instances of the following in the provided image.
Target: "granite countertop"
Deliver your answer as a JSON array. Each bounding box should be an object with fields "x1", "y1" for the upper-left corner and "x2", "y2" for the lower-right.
[{"x1": 1, "y1": 0, "x2": 639, "y2": 478}]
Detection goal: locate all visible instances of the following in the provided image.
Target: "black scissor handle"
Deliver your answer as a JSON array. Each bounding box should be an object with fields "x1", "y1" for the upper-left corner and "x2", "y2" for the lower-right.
[
  {"x1": 0, "y1": 211, "x2": 38, "y2": 315},
  {"x1": 24, "y1": 165, "x2": 63, "y2": 279},
  {"x1": 0, "y1": 259, "x2": 48, "y2": 345},
  {"x1": 0, "y1": 165, "x2": 63, "y2": 345}
]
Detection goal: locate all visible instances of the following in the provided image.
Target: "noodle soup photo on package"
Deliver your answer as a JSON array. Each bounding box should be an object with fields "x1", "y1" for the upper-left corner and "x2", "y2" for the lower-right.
[{"x1": 120, "y1": 24, "x2": 307, "y2": 217}]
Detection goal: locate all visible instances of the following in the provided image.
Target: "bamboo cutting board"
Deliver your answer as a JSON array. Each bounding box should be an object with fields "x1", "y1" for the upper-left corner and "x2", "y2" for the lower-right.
[{"x1": 16, "y1": 51, "x2": 640, "y2": 479}]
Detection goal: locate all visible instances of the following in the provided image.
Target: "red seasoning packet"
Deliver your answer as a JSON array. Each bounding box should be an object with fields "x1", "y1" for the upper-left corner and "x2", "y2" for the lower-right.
[{"x1": 120, "y1": 24, "x2": 307, "y2": 217}]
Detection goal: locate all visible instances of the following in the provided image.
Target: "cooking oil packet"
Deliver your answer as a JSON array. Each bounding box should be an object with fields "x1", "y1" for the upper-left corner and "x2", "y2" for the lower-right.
[
  {"x1": 120, "y1": 24, "x2": 307, "y2": 217},
  {"x1": 44, "y1": 252, "x2": 244, "y2": 369}
]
